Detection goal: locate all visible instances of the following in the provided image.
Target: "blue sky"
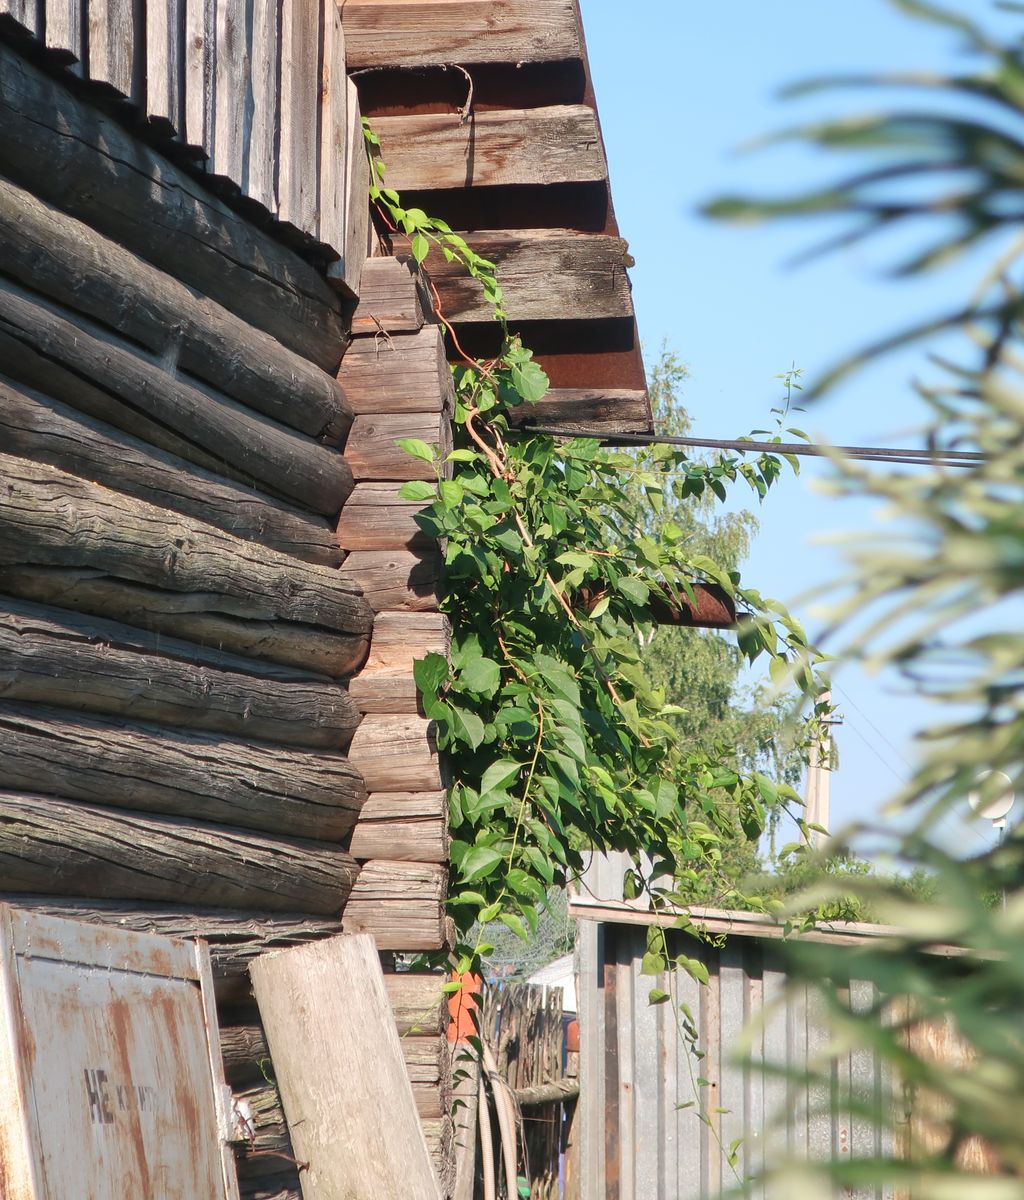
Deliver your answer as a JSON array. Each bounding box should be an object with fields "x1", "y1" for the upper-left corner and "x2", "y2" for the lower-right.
[{"x1": 580, "y1": 0, "x2": 1012, "y2": 853}]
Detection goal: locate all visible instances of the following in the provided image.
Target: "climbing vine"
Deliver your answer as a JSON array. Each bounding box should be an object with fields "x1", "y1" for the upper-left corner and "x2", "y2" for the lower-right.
[{"x1": 364, "y1": 121, "x2": 826, "y2": 970}]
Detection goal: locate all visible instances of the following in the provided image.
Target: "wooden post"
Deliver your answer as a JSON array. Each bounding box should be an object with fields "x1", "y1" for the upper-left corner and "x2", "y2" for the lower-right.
[{"x1": 250, "y1": 934, "x2": 441, "y2": 1200}]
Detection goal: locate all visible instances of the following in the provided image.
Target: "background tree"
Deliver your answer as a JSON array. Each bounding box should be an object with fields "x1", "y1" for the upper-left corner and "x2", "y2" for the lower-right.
[{"x1": 710, "y1": 2, "x2": 1024, "y2": 1192}]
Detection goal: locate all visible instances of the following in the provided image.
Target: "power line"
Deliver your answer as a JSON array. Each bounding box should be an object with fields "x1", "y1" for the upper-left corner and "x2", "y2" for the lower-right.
[{"x1": 517, "y1": 427, "x2": 986, "y2": 469}]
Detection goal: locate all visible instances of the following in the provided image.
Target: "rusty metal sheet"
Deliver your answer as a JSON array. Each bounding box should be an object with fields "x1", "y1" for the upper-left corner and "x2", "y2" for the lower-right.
[{"x1": 0, "y1": 905, "x2": 238, "y2": 1200}]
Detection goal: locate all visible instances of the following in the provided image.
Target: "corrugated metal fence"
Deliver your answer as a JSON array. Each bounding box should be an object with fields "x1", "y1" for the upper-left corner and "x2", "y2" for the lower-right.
[{"x1": 575, "y1": 856, "x2": 896, "y2": 1200}]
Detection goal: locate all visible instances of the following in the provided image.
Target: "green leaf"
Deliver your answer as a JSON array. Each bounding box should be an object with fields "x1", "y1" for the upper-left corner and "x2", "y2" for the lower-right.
[
  {"x1": 411, "y1": 232, "x2": 430, "y2": 263},
  {"x1": 459, "y1": 845, "x2": 505, "y2": 883},
  {"x1": 396, "y1": 438, "x2": 436, "y2": 464},
  {"x1": 449, "y1": 705, "x2": 486, "y2": 750},
  {"x1": 641, "y1": 950, "x2": 666, "y2": 976},
  {"x1": 648, "y1": 988, "x2": 671, "y2": 1005},
  {"x1": 498, "y1": 912, "x2": 529, "y2": 940},
  {"x1": 398, "y1": 480, "x2": 437, "y2": 502},
  {"x1": 510, "y1": 360, "x2": 550, "y2": 405},
  {"x1": 460, "y1": 656, "x2": 502, "y2": 697},
  {"x1": 479, "y1": 759, "x2": 522, "y2": 795}
]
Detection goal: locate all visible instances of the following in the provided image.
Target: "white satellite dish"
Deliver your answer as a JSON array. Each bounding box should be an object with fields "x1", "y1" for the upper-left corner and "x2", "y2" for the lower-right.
[{"x1": 968, "y1": 770, "x2": 1016, "y2": 827}]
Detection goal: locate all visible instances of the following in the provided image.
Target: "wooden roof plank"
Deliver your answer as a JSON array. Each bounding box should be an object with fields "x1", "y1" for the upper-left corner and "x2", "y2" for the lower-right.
[
  {"x1": 342, "y1": 0, "x2": 582, "y2": 69},
  {"x1": 373, "y1": 105, "x2": 606, "y2": 191}
]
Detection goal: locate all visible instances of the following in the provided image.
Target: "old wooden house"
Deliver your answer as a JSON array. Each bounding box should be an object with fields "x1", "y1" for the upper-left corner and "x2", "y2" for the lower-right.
[{"x1": 0, "y1": 1, "x2": 654, "y2": 1195}]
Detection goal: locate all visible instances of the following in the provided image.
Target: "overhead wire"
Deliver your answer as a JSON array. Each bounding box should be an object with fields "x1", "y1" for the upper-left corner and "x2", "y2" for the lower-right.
[{"x1": 515, "y1": 427, "x2": 987, "y2": 469}]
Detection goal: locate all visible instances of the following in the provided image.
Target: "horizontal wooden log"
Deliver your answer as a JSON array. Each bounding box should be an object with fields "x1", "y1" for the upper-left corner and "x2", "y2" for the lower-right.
[
  {"x1": 348, "y1": 714, "x2": 442, "y2": 791},
  {"x1": 335, "y1": 484, "x2": 435, "y2": 552},
  {"x1": 411, "y1": 1082, "x2": 445, "y2": 1120},
  {"x1": 374, "y1": 106, "x2": 606, "y2": 191},
  {"x1": 513, "y1": 1078, "x2": 580, "y2": 1107},
  {"x1": 382, "y1": 972, "x2": 448, "y2": 1036},
  {"x1": 338, "y1": 550, "x2": 442, "y2": 613},
  {"x1": 350, "y1": 257, "x2": 430, "y2": 334},
  {"x1": 0, "y1": 568, "x2": 370, "y2": 678},
  {"x1": 0, "y1": 792, "x2": 358, "y2": 913},
  {"x1": 342, "y1": 859, "x2": 448, "y2": 950},
  {"x1": 507, "y1": 388, "x2": 652, "y2": 434},
  {"x1": 397, "y1": 229, "x2": 634, "y2": 323},
  {"x1": 0, "y1": 41, "x2": 347, "y2": 369},
  {"x1": 342, "y1": 0, "x2": 581, "y2": 68},
  {"x1": 0, "y1": 175, "x2": 351, "y2": 441},
  {"x1": 337, "y1": 326, "x2": 451, "y2": 416},
  {"x1": 350, "y1": 612, "x2": 450, "y2": 713},
  {"x1": 0, "y1": 377, "x2": 342, "y2": 566},
  {"x1": 345, "y1": 411, "x2": 451, "y2": 482},
  {"x1": 0, "y1": 703, "x2": 366, "y2": 840},
  {"x1": 0, "y1": 455, "x2": 371, "y2": 635},
  {"x1": 0, "y1": 281, "x2": 352, "y2": 515},
  {"x1": 221, "y1": 1024, "x2": 447, "y2": 1087},
  {"x1": 0, "y1": 597, "x2": 361, "y2": 748},
  {"x1": 348, "y1": 792, "x2": 448, "y2": 863}
]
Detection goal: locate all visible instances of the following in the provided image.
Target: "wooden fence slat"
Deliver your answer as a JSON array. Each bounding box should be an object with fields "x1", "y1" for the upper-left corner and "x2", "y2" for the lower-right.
[
  {"x1": 185, "y1": 0, "x2": 214, "y2": 153},
  {"x1": 278, "y1": 0, "x2": 320, "y2": 235},
  {"x1": 87, "y1": 0, "x2": 137, "y2": 97},
  {"x1": 317, "y1": 0, "x2": 347, "y2": 251},
  {"x1": 247, "y1": 0, "x2": 280, "y2": 210},
  {"x1": 45, "y1": 0, "x2": 83, "y2": 63},
  {"x1": 147, "y1": 0, "x2": 184, "y2": 131},
  {"x1": 341, "y1": 0, "x2": 582, "y2": 69},
  {"x1": 250, "y1": 934, "x2": 441, "y2": 1200},
  {"x1": 213, "y1": 0, "x2": 251, "y2": 182},
  {"x1": 373, "y1": 106, "x2": 607, "y2": 191}
]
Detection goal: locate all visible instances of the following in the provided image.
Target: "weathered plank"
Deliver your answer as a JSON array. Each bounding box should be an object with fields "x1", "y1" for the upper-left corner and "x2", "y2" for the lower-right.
[
  {"x1": 0, "y1": 379, "x2": 342, "y2": 566},
  {"x1": 246, "y1": 0, "x2": 280, "y2": 211},
  {"x1": 336, "y1": 78, "x2": 371, "y2": 297},
  {"x1": 342, "y1": 860, "x2": 449, "y2": 951},
  {"x1": 317, "y1": 0, "x2": 348, "y2": 253},
  {"x1": 396, "y1": 229, "x2": 634, "y2": 322},
  {"x1": 374, "y1": 106, "x2": 606, "y2": 191},
  {"x1": 335, "y1": 483, "x2": 435, "y2": 552},
  {"x1": 0, "y1": 281, "x2": 352, "y2": 514},
  {"x1": 348, "y1": 792, "x2": 448, "y2": 863},
  {"x1": 45, "y1": 0, "x2": 83, "y2": 63},
  {"x1": 346, "y1": 412, "x2": 451, "y2": 481},
  {"x1": 0, "y1": 597, "x2": 361, "y2": 748},
  {"x1": 0, "y1": 41, "x2": 347, "y2": 368},
  {"x1": 278, "y1": 0, "x2": 320, "y2": 235},
  {"x1": 250, "y1": 934, "x2": 441, "y2": 1200},
  {"x1": 0, "y1": 455, "x2": 371, "y2": 634},
  {"x1": 337, "y1": 326, "x2": 451, "y2": 415},
  {"x1": 507, "y1": 388, "x2": 652, "y2": 434},
  {"x1": 184, "y1": 0, "x2": 214, "y2": 152},
  {"x1": 350, "y1": 257, "x2": 429, "y2": 334},
  {"x1": 0, "y1": 176, "x2": 352, "y2": 440},
  {"x1": 87, "y1": 0, "x2": 138, "y2": 96},
  {"x1": 0, "y1": 792, "x2": 359, "y2": 913},
  {"x1": 0, "y1": 702, "x2": 367, "y2": 840},
  {"x1": 338, "y1": 550, "x2": 442, "y2": 613},
  {"x1": 146, "y1": 0, "x2": 183, "y2": 131},
  {"x1": 342, "y1": 0, "x2": 582, "y2": 68},
  {"x1": 348, "y1": 714, "x2": 442, "y2": 791},
  {"x1": 0, "y1": 567, "x2": 370, "y2": 677},
  {"x1": 212, "y1": 0, "x2": 250, "y2": 183}
]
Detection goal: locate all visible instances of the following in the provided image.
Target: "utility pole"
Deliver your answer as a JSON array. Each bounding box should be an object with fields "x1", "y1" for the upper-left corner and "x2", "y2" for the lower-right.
[{"x1": 804, "y1": 691, "x2": 841, "y2": 849}]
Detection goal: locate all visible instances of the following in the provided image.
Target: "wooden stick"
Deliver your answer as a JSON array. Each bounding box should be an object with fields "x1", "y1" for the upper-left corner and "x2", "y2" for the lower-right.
[
  {"x1": 0, "y1": 702, "x2": 366, "y2": 840},
  {"x1": 0, "y1": 41, "x2": 347, "y2": 369},
  {"x1": 0, "y1": 792, "x2": 359, "y2": 914},
  {"x1": 0, "y1": 377, "x2": 342, "y2": 566},
  {"x1": 0, "y1": 455, "x2": 371, "y2": 635},
  {"x1": 0, "y1": 175, "x2": 351, "y2": 441},
  {"x1": 0, "y1": 597, "x2": 361, "y2": 749},
  {"x1": 0, "y1": 282, "x2": 353, "y2": 516}
]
